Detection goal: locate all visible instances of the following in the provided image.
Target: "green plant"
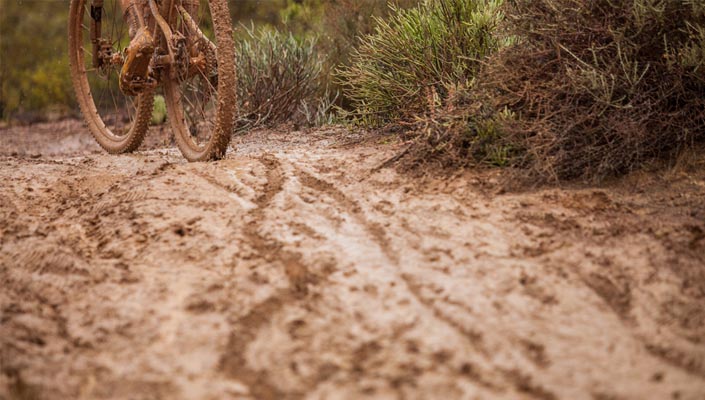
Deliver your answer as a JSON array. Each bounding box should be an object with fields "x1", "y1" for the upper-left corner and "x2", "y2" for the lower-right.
[
  {"x1": 335, "y1": 0, "x2": 506, "y2": 125},
  {"x1": 235, "y1": 25, "x2": 331, "y2": 128},
  {"x1": 151, "y1": 95, "x2": 167, "y2": 125}
]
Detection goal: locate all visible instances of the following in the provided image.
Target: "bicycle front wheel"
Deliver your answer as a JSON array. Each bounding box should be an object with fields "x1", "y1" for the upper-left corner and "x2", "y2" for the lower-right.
[
  {"x1": 163, "y1": 0, "x2": 237, "y2": 162},
  {"x1": 68, "y1": 0, "x2": 154, "y2": 154}
]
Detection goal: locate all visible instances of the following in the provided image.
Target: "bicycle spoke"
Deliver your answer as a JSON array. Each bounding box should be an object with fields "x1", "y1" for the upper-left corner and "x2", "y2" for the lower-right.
[
  {"x1": 155, "y1": 0, "x2": 235, "y2": 160},
  {"x1": 78, "y1": 0, "x2": 140, "y2": 136}
]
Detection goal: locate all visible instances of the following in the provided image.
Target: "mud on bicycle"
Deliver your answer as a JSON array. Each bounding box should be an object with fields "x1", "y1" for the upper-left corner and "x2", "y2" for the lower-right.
[{"x1": 68, "y1": 0, "x2": 237, "y2": 161}]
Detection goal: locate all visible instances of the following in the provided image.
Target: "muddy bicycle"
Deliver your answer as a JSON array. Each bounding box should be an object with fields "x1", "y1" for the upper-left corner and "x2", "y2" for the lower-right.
[{"x1": 68, "y1": 0, "x2": 236, "y2": 161}]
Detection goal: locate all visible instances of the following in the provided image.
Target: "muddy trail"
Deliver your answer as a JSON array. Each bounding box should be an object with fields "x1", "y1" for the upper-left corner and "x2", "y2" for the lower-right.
[{"x1": 1, "y1": 121, "x2": 705, "y2": 400}]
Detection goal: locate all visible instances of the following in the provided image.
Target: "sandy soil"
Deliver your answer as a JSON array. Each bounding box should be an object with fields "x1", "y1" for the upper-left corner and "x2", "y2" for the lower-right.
[{"x1": 1, "y1": 121, "x2": 705, "y2": 400}]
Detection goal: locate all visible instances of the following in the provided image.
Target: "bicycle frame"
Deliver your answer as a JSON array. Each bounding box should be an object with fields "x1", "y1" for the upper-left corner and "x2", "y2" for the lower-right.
[
  {"x1": 88, "y1": 0, "x2": 197, "y2": 81},
  {"x1": 71, "y1": 0, "x2": 237, "y2": 160}
]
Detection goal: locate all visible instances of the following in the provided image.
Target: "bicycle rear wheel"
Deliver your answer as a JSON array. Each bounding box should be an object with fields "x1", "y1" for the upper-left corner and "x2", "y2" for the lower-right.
[
  {"x1": 68, "y1": 0, "x2": 154, "y2": 154},
  {"x1": 162, "y1": 0, "x2": 237, "y2": 161}
]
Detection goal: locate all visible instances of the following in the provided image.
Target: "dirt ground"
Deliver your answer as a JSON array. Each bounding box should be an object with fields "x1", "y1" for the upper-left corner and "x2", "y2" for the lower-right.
[{"x1": 1, "y1": 121, "x2": 704, "y2": 400}]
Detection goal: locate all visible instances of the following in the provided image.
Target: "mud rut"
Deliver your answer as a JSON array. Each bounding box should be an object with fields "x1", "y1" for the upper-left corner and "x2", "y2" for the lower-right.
[{"x1": 1, "y1": 126, "x2": 705, "y2": 399}]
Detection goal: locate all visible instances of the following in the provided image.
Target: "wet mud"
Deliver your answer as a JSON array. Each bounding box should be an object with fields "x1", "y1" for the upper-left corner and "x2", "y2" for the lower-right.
[{"x1": 1, "y1": 122, "x2": 705, "y2": 399}]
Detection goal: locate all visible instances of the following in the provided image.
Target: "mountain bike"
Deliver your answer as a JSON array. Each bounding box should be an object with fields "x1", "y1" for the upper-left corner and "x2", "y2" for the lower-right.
[{"x1": 68, "y1": 0, "x2": 236, "y2": 161}]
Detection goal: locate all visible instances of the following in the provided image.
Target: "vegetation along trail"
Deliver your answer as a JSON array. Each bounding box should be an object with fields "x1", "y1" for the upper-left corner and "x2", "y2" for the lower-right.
[{"x1": 1, "y1": 122, "x2": 705, "y2": 399}]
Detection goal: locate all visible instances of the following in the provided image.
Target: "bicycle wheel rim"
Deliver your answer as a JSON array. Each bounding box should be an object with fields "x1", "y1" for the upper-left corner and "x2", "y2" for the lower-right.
[
  {"x1": 163, "y1": 0, "x2": 236, "y2": 161},
  {"x1": 68, "y1": 0, "x2": 153, "y2": 153}
]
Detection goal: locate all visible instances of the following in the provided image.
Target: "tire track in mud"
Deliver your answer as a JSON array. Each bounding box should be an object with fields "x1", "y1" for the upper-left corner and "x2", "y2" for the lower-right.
[
  {"x1": 245, "y1": 155, "x2": 320, "y2": 294},
  {"x1": 582, "y1": 268, "x2": 705, "y2": 380},
  {"x1": 598, "y1": 278, "x2": 705, "y2": 379},
  {"x1": 293, "y1": 167, "x2": 562, "y2": 396},
  {"x1": 400, "y1": 273, "x2": 488, "y2": 355},
  {"x1": 524, "y1": 204, "x2": 705, "y2": 383},
  {"x1": 189, "y1": 168, "x2": 250, "y2": 200},
  {"x1": 541, "y1": 219, "x2": 705, "y2": 381},
  {"x1": 644, "y1": 343, "x2": 705, "y2": 380},
  {"x1": 294, "y1": 168, "x2": 398, "y2": 264},
  {"x1": 221, "y1": 154, "x2": 329, "y2": 400},
  {"x1": 293, "y1": 168, "x2": 497, "y2": 360}
]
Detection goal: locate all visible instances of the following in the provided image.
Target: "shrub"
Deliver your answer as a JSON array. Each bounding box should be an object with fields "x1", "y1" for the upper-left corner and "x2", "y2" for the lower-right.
[
  {"x1": 480, "y1": 0, "x2": 705, "y2": 180},
  {"x1": 335, "y1": 0, "x2": 506, "y2": 125},
  {"x1": 151, "y1": 95, "x2": 167, "y2": 125},
  {"x1": 405, "y1": 96, "x2": 518, "y2": 170},
  {"x1": 235, "y1": 26, "x2": 331, "y2": 128}
]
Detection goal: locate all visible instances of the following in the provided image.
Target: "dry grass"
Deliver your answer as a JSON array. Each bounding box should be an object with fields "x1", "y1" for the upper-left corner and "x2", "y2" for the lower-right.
[
  {"x1": 491, "y1": 0, "x2": 705, "y2": 180},
  {"x1": 406, "y1": 0, "x2": 705, "y2": 181}
]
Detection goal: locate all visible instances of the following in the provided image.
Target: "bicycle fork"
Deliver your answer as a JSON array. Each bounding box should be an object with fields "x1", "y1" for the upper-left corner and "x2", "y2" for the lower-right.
[
  {"x1": 89, "y1": 0, "x2": 107, "y2": 69},
  {"x1": 88, "y1": 0, "x2": 134, "y2": 70}
]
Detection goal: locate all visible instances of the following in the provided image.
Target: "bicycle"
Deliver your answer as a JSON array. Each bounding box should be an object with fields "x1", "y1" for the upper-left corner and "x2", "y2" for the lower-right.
[{"x1": 68, "y1": 0, "x2": 236, "y2": 161}]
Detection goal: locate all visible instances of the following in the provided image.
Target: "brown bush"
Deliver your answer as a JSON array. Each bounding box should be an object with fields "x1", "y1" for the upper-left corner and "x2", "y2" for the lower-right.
[
  {"x1": 487, "y1": 0, "x2": 705, "y2": 180},
  {"x1": 407, "y1": 0, "x2": 705, "y2": 181}
]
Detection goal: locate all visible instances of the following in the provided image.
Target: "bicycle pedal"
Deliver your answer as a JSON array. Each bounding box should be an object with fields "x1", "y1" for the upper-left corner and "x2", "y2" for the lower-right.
[{"x1": 120, "y1": 75, "x2": 157, "y2": 95}]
